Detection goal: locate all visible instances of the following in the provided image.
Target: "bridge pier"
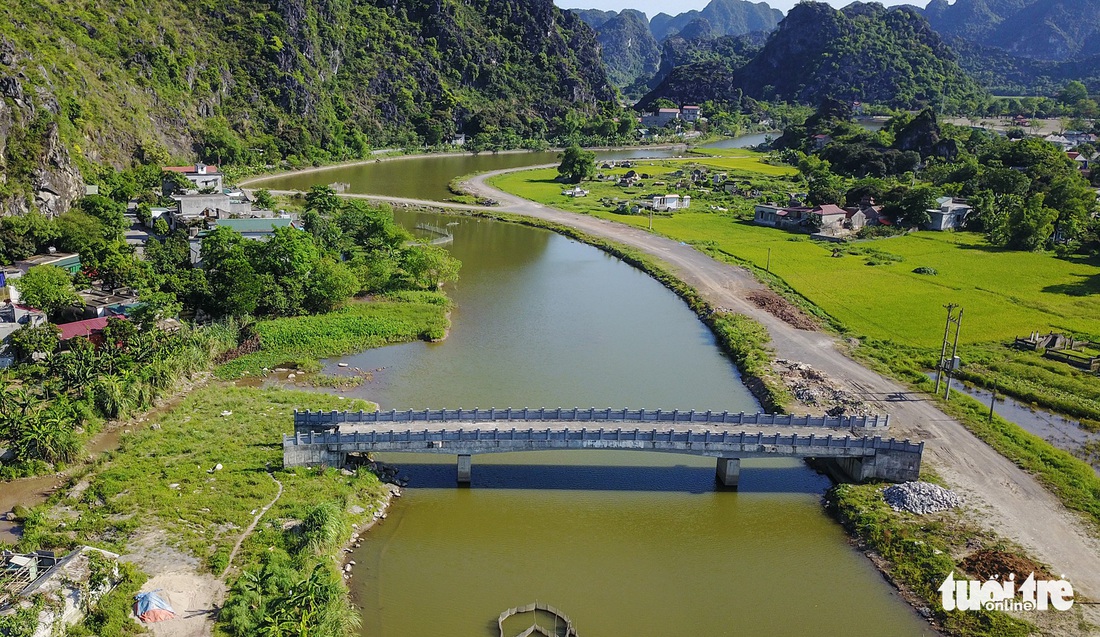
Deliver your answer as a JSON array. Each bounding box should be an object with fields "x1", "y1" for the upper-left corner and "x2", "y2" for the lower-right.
[
  {"x1": 715, "y1": 457, "x2": 740, "y2": 488},
  {"x1": 457, "y1": 454, "x2": 472, "y2": 483}
]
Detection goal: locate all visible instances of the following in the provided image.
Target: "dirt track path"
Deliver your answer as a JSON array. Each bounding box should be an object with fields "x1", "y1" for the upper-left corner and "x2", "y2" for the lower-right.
[{"x1": 455, "y1": 169, "x2": 1100, "y2": 613}]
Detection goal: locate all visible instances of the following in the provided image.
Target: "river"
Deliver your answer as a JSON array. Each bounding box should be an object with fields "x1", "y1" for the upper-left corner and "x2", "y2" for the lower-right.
[{"x1": 255, "y1": 136, "x2": 935, "y2": 636}]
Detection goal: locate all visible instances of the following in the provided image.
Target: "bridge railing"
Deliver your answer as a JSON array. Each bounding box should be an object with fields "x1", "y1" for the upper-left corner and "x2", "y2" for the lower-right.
[
  {"x1": 293, "y1": 408, "x2": 889, "y2": 430},
  {"x1": 282, "y1": 427, "x2": 923, "y2": 455}
]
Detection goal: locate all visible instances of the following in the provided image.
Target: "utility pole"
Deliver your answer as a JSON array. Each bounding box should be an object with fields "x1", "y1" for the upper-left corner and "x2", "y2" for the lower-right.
[
  {"x1": 766, "y1": 247, "x2": 772, "y2": 274},
  {"x1": 934, "y1": 303, "x2": 956, "y2": 394},
  {"x1": 944, "y1": 306, "x2": 963, "y2": 400},
  {"x1": 934, "y1": 304, "x2": 963, "y2": 397},
  {"x1": 988, "y1": 384, "x2": 997, "y2": 423}
]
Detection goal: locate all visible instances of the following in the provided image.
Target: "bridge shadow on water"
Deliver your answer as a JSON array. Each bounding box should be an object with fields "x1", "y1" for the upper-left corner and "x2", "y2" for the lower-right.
[{"x1": 381, "y1": 461, "x2": 831, "y2": 494}]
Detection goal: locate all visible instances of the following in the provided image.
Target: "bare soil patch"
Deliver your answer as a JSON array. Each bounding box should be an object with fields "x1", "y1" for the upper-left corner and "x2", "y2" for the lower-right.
[
  {"x1": 746, "y1": 291, "x2": 817, "y2": 330},
  {"x1": 960, "y1": 549, "x2": 1054, "y2": 583}
]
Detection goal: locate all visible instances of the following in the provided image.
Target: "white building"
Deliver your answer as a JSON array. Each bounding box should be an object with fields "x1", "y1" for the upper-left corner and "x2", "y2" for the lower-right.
[
  {"x1": 651, "y1": 194, "x2": 690, "y2": 212},
  {"x1": 163, "y1": 163, "x2": 224, "y2": 192},
  {"x1": 925, "y1": 197, "x2": 971, "y2": 231}
]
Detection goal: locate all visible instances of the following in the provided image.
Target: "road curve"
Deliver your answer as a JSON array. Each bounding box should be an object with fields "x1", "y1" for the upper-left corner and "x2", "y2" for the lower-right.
[{"x1": 459, "y1": 166, "x2": 1100, "y2": 612}]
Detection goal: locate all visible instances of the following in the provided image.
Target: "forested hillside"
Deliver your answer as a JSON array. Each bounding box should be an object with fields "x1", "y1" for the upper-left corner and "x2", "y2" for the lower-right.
[
  {"x1": 0, "y1": 0, "x2": 614, "y2": 216},
  {"x1": 643, "y1": 2, "x2": 984, "y2": 111},
  {"x1": 586, "y1": 10, "x2": 660, "y2": 90},
  {"x1": 921, "y1": 0, "x2": 1100, "y2": 94},
  {"x1": 649, "y1": 0, "x2": 781, "y2": 42}
]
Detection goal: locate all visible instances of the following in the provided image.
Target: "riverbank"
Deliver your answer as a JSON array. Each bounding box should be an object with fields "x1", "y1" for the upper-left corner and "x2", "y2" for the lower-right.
[
  {"x1": 457, "y1": 166, "x2": 1100, "y2": 631},
  {"x1": 238, "y1": 143, "x2": 692, "y2": 190},
  {"x1": 10, "y1": 386, "x2": 393, "y2": 636}
]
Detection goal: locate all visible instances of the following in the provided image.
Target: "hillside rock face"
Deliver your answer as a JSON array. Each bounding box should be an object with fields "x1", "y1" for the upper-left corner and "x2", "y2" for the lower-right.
[
  {"x1": 730, "y1": 2, "x2": 982, "y2": 106},
  {"x1": 642, "y1": 2, "x2": 982, "y2": 110},
  {"x1": 0, "y1": 0, "x2": 613, "y2": 217},
  {"x1": 649, "y1": 0, "x2": 782, "y2": 41},
  {"x1": 592, "y1": 9, "x2": 661, "y2": 88},
  {"x1": 923, "y1": 0, "x2": 1100, "y2": 62}
]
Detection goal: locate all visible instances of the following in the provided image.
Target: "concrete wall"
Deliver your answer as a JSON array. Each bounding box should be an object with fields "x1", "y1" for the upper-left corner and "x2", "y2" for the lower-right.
[
  {"x1": 826, "y1": 448, "x2": 922, "y2": 483},
  {"x1": 294, "y1": 408, "x2": 890, "y2": 430}
]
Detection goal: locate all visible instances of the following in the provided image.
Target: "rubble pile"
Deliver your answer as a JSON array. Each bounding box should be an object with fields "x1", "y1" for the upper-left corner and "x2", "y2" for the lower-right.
[
  {"x1": 773, "y1": 359, "x2": 869, "y2": 415},
  {"x1": 883, "y1": 481, "x2": 963, "y2": 514}
]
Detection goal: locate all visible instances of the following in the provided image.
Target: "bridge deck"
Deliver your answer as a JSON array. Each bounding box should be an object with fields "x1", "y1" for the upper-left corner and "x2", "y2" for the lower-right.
[{"x1": 283, "y1": 424, "x2": 921, "y2": 459}]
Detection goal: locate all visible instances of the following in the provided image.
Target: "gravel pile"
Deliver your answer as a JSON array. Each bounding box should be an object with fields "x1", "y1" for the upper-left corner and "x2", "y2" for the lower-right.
[{"x1": 883, "y1": 481, "x2": 963, "y2": 514}]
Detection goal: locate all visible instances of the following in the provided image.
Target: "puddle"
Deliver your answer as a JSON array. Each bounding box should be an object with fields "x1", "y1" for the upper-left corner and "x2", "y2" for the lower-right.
[{"x1": 928, "y1": 372, "x2": 1100, "y2": 474}]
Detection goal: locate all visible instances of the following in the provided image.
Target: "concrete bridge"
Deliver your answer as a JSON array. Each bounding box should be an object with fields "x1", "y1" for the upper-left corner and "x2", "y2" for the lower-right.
[{"x1": 283, "y1": 409, "x2": 922, "y2": 486}]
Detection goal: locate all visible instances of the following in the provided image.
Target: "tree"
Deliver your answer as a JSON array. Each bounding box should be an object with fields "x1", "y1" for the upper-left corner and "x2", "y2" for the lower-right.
[
  {"x1": 304, "y1": 259, "x2": 359, "y2": 313},
  {"x1": 399, "y1": 244, "x2": 461, "y2": 290},
  {"x1": 557, "y1": 145, "x2": 596, "y2": 184},
  {"x1": 887, "y1": 185, "x2": 939, "y2": 228},
  {"x1": 9, "y1": 323, "x2": 61, "y2": 362},
  {"x1": 253, "y1": 189, "x2": 276, "y2": 210},
  {"x1": 1058, "y1": 81, "x2": 1089, "y2": 106},
  {"x1": 13, "y1": 265, "x2": 83, "y2": 315},
  {"x1": 305, "y1": 185, "x2": 341, "y2": 215},
  {"x1": 77, "y1": 195, "x2": 129, "y2": 241},
  {"x1": 130, "y1": 291, "x2": 182, "y2": 327}
]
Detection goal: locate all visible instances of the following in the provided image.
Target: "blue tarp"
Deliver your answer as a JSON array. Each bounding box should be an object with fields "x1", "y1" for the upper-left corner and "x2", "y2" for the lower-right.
[{"x1": 134, "y1": 590, "x2": 175, "y2": 622}]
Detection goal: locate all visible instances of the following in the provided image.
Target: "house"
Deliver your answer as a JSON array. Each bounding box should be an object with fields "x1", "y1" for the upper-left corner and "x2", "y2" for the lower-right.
[
  {"x1": 163, "y1": 163, "x2": 224, "y2": 193},
  {"x1": 15, "y1": 251, "x2": 82, "y2": 275},
  {"x1": 811, "y1": 134, "x2": 833, "y2": 150},
  {"x1": 753, "y1": 204, "x2": 847, "y2": 233},
  {"x1": 189, "y1": 217, "x2": 300, "y2": 264},
  {"x1": 925, "y1": 196, "x2": 971, "y2": 231},
  {"x1": 1043, "y1": 134, "x2": 1073, "y2": 151},
  {"x1": 641, "y1": 108, "x2": 681, "y2": 128},
  {"x1": 845, "y1": 208, "x2": 868, "y2": 231},
  {"x1": 56, "y1": 316, "x2": 123, "y2": 347},
  {"x1": 171, "y1": 193, "x2": 233, "y2": 226},
  {"x1": 1065, "y1": 131, "x2": 1097, "y2": 146},
  {"x1": 1067, "y1": 151, "x2": 1089, "y2": 170},
  {"x1": 650, "y1": 194, "x2": 690, "y2": 212},
  {"x1": 1, "y1": 268, "x2": 21, "y2": 303},
  {"x1": 0, "y1": 303, "x2": 47, "y2": 367},
  {"x1": 451, "y1": 134, "x2": 466, "y2": 146},
  {"x1": 753, "y1": 204, "x2": 786, "y2": 227},
  {"x1": 73, "y1": 288, "x2": 142, "y2": 320},
  {"x1": 681, "y1": 105, "x2": 702, "y2": 122},
  {"x1": 809, "y1": 204, "x2": 849, "y2": 233}
]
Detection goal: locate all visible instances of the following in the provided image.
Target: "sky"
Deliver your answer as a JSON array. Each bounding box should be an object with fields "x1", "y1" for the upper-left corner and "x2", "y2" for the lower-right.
[{"x1": 557, "y1": 0, "x2": 920, "y2": 19}]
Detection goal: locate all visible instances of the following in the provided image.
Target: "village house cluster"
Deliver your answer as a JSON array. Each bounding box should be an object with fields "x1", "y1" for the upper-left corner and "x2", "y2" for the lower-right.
[
  {"x1": 753, "y1": 195, "x2": 972, "y2": 239},
  {"x1": 0, "y1": 163, "x2": 301, "y2": 367}
]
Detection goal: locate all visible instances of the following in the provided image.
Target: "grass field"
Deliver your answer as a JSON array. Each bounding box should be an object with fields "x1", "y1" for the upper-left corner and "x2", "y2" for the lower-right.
[
  {"x1": 216, "y1": 291, "x2": 451, "y2": 378},
  {"x1": 19, "y1": 386, "x2": 386, "y2": 570},
  {"x1": 490, "y1": 165, "x2": 1100, "y2": 348}
]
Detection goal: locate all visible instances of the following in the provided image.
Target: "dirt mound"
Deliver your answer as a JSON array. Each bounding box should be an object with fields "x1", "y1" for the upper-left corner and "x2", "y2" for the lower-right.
[
  {"x1": 746, "y1": 292, "x2": 817, "y2": 330},
  {"x1": 960, "y1": 549, "x2": 1053, "y2": 582},
  {"x1": 773, "y1": 359, "x2": 869, "y2": 415}
]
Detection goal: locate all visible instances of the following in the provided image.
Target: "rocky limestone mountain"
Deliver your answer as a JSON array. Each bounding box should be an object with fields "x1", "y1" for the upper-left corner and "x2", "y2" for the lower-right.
[
  {"x1": 922, "y1": 0, "x2": 1100, "y2": 62},
  {"x1": 728, "y1": 2, "x2": 983, "y2": 107},
  {"x1": 649, "y1": 0, "x2": 782, "y2": 42},
  {"x1": 638, "y1": 34, "x2": 762, "y2": 108},
  {"x1": 590, "y1": 9, "x2": 661, "y2": 89},
  {"x1": 0, "y1": 0, "x2": 614, "y2": 217}
]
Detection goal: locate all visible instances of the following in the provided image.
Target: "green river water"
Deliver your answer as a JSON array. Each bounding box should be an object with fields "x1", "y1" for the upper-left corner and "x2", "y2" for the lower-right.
[{"x1": 255, "y1": 147, "x2": 934, "y2": 636}]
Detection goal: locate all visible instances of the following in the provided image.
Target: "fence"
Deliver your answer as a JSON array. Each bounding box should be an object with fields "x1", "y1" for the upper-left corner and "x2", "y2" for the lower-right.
[
  {"x1": 498, "y1": 602, "x2": 578, "y2": 637},
  {"x1": 293, "y1": 408, "x2": 889, "y2": 430},
  {"x1": 283, "y1": 428, "x2": 923, "y2": 456}
]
